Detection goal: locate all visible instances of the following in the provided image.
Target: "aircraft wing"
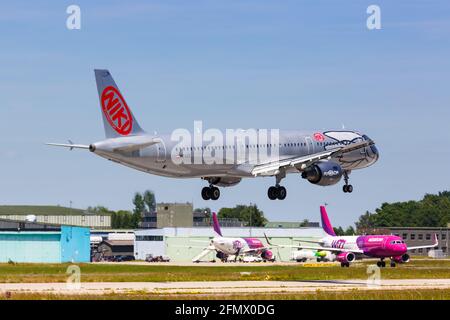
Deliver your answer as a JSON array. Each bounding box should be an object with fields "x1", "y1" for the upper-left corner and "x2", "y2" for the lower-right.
[
  {"x1": 294, "y1": 245, "x2": 364, "y2": 254},
  {"x1": 251, "y1": 139, "x2": 374, "y2": 176},
  {"x1": 264, "y1": 233, "x2": 324, "y2": 248},
  {"x1": 241, "y1": 246, "x2": 271, "y2": 254},
  {"x1": 408, "y1": 234, "x2": 439, "y2": 250}
]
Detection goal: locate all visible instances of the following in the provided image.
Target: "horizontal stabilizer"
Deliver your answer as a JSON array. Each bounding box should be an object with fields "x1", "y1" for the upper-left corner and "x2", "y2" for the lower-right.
[{"x1": 46, "y1": 142, "x2": 90, "y2": 150}]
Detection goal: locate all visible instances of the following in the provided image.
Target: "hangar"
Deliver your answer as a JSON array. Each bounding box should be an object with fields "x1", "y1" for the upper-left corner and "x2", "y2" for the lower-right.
[
  {"x1": 0, "y1": 218, "x2": 90, "y2": 263},
  {"x1": 134, "y1": 226, "x2": 326, "y2": 262}
]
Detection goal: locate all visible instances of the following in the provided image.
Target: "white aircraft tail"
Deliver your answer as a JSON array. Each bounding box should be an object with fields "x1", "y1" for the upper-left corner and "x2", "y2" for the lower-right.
[{"x1": 94, "y1": 69, "x2": 145, "y2": 138}]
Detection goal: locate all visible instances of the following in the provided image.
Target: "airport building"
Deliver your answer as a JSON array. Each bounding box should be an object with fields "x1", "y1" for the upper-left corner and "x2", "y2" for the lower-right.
[
  {"x1": 140, "y1": 202, "x2": 244, "y2": 228},
  {"x1": 134, "y1": 226, "x2": 326, "y2": 262},
  {"x1": 386, "y1": 227, "x2": 449, "y2": 256},
  {"x1": 0, "y1": 219, "x2": 90, "y2": 263},
  {"x1": 0, "y1": 205, "x2": 111, "y2": 229}
]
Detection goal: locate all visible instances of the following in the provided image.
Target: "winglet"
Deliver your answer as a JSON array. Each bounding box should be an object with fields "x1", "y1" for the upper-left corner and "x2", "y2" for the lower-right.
[
  {"x1": 212, "y1": 212, "x2": 222, "y2": 237},
  {"x1": 264, "y1": 233, "x2": 274, "y2": 246},
  {"x1": 433, "y1": 234, "x2": 439, "y2": 247},
  {"x1": 320, "y1": 205, "x2": 336, "y2": 236}
]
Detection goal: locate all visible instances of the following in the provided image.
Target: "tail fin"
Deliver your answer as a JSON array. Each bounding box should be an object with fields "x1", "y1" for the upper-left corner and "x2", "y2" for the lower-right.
[
  {"x1": 94, "y1": 69, "x2": 145, "y2": 138},
  {"x1": 212, "y1": 212, "x2": 222, "y2": 237},
  {"x1": 320, "y1": 205, "x2": 336, "y2": 236}
]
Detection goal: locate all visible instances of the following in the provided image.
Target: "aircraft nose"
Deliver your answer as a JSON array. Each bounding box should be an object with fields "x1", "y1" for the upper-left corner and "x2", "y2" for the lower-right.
[
  {"x1": 368, "y1": 144, "x2": 379, "y2": 162},
  {"x1": 396, "y1": 244, "x2": 407, "y2": 254}
]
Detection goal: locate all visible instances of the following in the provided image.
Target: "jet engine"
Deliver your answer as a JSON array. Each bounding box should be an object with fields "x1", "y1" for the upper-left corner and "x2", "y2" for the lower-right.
[
  {"x1": 261, "y1": 249, "x2": 273, "y2": 261},
  {"x1": 216, "y1": 251, "x2": 228, "y2": 261},
  {"x1": 301, "y1": 161, "x2": 343, "y2": 186},
  {"x1": 336, "y1": 252, "x2": 356, "y2": 263},
  {"x1": 205, "y1": 177, "x2": 242, "y2": 187},
  {"x1": 392, "y1": 253, "x2": 410, "y2": 263}
]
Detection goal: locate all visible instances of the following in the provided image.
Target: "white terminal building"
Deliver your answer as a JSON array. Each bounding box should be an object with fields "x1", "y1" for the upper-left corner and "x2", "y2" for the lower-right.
[{"x1": 134, "y1": 226, "x2": 326, "y2": 262}]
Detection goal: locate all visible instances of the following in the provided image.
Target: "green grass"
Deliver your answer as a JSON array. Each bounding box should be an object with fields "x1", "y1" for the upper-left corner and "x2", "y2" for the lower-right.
[
  {"x1": 2, "y1": 289, "x2": 450, "y2": 300},
  {"x1": 1, "y1": 259, "x2": 449, "y2": 283}
]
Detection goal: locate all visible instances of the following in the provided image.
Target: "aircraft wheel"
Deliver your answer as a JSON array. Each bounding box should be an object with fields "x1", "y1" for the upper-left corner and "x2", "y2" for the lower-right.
[
  {"x1": 201, "y1": 187, "x2": 211, "y2": 200},
  {"x1": 390, "y1": 262, "x2": 396, "y2": 268},
  {"x1": 210, "y1": 187, "x2": 220, "y2": 200},
  {"x1": 267, "y1": 186, "x2": 278, "y2": 200},
  {"x1": 377, "y1": 261, "x2": 382, "y2": 267},
  {"x1": 340, "y1": 262, "x2": 346, "y2": 268},
  {"x1": 347, "y1": 185, "x2": 353, "y2": 193},
  {"x1": 277, "y1": 186, "x2": 287, "y2": 200},
  {"x1": 343, "y1": 185, "x2": 348, "y2": 193}
]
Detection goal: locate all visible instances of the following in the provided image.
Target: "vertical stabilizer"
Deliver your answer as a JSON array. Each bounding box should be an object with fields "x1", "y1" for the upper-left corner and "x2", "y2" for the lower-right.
[
  {"x1": 320, "y1": 205, "x2": 336, "y2": 236},
  {"x1": 94, "y1": 69, "x2": 145, "y2": 138},
  {"x1": 212, "y1": 212, "x2": 223, "y2": 237}
]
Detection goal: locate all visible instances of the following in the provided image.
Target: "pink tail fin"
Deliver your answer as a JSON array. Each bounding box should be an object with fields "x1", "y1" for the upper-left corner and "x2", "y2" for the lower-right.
[
  {"x1": 212, "y1": 212, "x2": 222, "y2": 236},
  {"x1": 320, "y1": 206, "x2": 336, "y2": 236}
]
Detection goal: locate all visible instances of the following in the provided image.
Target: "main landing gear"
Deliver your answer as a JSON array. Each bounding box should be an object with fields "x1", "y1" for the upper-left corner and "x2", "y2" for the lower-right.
[
  {"x1": 376, "y1": 258, "x2": 386, "y2": 268},
  {"x1": 268, "y1": 171, "x2": 287, "y2": 200},
  {"x1": 268, "y1": 185, "x2": 287, "y2": 200},
  {"x1": 201, "y1": 185, "x2": 220, "y2": 201},
  {"x1": 342, "y1": 171, "x2": 353, "y2": 193},
  {"x1": 340, "y1": 262, "x2": 350, "y2": 268},
  {"x1": 376, "y1": 259, "x2": 396, "y2": 268}
]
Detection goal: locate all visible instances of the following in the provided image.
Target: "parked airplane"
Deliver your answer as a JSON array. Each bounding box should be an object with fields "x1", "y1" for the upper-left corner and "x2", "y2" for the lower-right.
[
  {"x1": 265, "y1": 206, "x2": 438, "y2": 267},
  {"x1": 47, "y1": 69, "x2": 379, "y2": 200},
  {"x1": 192, "y1": 212, "x2": 274, "y2": 263}
]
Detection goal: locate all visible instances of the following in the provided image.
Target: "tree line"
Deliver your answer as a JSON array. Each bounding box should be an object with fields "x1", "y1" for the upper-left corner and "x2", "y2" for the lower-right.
[{"x1": 88, "y1": 190, "x2": 450, "y2": 231}]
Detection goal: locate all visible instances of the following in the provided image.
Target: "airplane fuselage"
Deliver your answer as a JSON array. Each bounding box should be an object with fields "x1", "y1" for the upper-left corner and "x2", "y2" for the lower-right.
[
  {"x1": 319, "y1": 235, "x2": 407, "y2": 259},
  {"x1": 91, "y1": 130, "x2": 379, "y2": 179}
]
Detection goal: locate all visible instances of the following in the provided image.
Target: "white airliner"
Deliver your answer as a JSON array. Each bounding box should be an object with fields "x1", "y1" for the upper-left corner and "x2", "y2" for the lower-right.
[
  {"x1": 48, "y1": 69, "x2": 379, "y2": 200},
  {"x1": 192, "y1": 213, "x2": 274, "y2": 263}
]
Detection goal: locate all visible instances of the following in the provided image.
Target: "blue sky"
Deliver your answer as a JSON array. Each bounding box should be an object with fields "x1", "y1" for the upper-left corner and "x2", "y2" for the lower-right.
[{"x1": 1, "y1": 1, "x2": 450, "y2": 227}]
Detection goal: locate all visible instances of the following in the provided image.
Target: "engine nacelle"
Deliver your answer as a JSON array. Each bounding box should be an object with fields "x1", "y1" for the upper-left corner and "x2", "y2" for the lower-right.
[
  {"x1": 261, "y1": 250, "x2": 273, "y2": 261},
  {"x1": 216, "y1": 251, "x2": 227, "y2": 260},
  {"x1": 336, "y1": 252, "x2": 356, "y2": 263},
  {"x1": 301, "y1": 161, "x2": 343, "y2": 186},
  {"x1": 392, "y1": 253, "x2": 410, "y2": 263},
  {"x1": 206, "y1": 177, "x2": 242, "y2": 187}
]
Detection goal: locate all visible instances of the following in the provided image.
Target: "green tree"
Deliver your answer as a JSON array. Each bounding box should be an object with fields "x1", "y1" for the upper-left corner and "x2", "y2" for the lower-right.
[
  {"x1": 333, "y1": 226, "x2": 345, "y2": 236},
  {"x1": 218, "y1": 204, "x2": 267, "y2": 227},
  {"x1": 345, "y1": 226, "x2": 356, "y2": 235},
  {"x1": 355, "y1": 191, "x2": 450, "y2": 228},
  {"x1": 132, "y1": 192, "x2": 145, "y2": 228},
  {"x1": 143, "y1": 190, "x2": 156, "y2": 213}
]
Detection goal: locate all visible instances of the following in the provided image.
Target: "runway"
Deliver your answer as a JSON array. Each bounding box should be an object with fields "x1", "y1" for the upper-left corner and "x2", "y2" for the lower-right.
[{"x1": 0, "y1": 279, "x2": 448, "y2": 295}]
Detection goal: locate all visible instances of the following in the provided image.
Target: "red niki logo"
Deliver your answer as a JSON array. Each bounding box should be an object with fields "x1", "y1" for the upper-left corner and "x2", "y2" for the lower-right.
[
  {"x1": 101, "y1": 86, "x2": 133, "y2": 135},
  {"x1": 313, "y1": 132, "x2": 325, "y2": 142}
]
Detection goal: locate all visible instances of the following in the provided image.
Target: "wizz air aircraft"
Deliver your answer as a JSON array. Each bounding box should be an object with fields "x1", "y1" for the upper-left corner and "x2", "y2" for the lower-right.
[
  {"x1": 48, "y1": 69, "x2": 379, "y2": 200},
  {"x1": 191, "y1": 212, "x2": 274, "y2": 263},
  {"x1": 266, "y1": 206, "x2": 439, "y2": 267}
]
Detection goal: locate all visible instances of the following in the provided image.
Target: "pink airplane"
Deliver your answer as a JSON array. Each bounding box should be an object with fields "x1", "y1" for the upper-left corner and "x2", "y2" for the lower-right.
[{"x1": 266, "y1": 206, "x2": 438, "y2": 267}]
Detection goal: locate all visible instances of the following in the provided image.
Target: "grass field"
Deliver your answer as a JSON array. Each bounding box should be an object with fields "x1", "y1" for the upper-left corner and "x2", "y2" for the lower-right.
[
  {"x1": 2, "y1": 289, "x2": 450, "y2": 300},
  {"x1": 1, "y1": 259, "x2": 449, "y2": 283}
]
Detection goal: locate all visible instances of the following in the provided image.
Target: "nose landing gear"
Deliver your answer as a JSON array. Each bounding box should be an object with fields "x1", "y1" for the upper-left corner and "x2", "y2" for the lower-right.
[
  {"x1": 376, "y1": 259, "x2": 386, "y2": 268},
  {"x1": 342, "y1": 171, "x2": 353, "y2": 193}
]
